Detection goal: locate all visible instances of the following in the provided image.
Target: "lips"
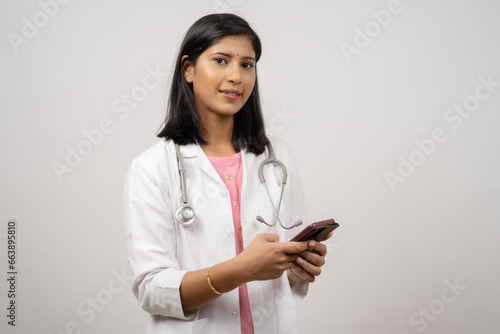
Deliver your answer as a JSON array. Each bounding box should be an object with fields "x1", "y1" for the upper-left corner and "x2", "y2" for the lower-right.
[{"x1": 219, "y1": 89, "x2": 242, "y2": 96}]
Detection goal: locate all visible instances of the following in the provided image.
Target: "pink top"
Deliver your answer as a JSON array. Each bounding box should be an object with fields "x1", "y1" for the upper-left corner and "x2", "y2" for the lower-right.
[{"x1": 207, "y1": 152, "x2": 254, "y2": 334}]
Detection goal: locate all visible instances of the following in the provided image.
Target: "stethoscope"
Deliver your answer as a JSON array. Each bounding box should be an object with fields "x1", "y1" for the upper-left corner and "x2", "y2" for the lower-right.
[{"x1": 174, "y1": 143, "x2": 303, "y2": 230}]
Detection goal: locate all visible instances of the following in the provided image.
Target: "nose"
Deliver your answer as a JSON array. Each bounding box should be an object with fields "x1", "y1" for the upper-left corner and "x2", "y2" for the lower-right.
[{"x1": 226, "y1": 63, "x2": 242, "y2": 84}]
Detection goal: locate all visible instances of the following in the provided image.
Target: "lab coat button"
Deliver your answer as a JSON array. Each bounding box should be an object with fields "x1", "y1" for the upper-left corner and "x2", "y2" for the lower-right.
[
  {"x1": 226, "y1": 230, "x2": 234, "y2": 238},
  {"x1": 221, "y1": 190, "x2": 228, "y2": 198},
  {"x1": 231, "y1": 310, "x2": 239, "y2": 319}
]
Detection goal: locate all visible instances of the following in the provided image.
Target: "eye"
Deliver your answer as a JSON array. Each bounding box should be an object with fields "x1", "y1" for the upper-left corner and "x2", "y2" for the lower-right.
[
  {"x1": 214, "y1": 58, "x2": 228, "y2": 65},
  {"x1": 242, "y1": 62, "x2": 254, "y2": 69}
]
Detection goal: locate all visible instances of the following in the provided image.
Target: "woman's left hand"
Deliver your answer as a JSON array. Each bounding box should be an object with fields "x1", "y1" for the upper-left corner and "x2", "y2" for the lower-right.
[{"x1": 287, "y1": 232, "x2": 333, "y2": 284}]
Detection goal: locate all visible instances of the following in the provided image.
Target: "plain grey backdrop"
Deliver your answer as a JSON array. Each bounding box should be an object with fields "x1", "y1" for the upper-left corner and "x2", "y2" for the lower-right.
[{"x1": 1, "y1": 0, "x2": 499, "y2": 333}]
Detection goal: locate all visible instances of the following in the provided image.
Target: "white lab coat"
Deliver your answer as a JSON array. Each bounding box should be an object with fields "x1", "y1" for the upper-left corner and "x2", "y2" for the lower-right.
[{"x1": 123, "y1": 137, "x2": 310, "y2": 334}]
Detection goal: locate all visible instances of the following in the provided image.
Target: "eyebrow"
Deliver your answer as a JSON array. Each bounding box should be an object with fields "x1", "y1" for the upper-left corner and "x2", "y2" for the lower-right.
[{"x1": 209, "y1": 52, "x2": 255, "y2": 61}]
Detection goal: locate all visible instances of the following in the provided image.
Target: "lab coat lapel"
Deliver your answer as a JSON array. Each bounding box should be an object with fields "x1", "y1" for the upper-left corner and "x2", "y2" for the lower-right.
[
  {"x1": 240, "y1": 148, "x2": 254, "y2": 193},
  {"x1": 180, "y1": 143, "x2": 225, "y2": 187}
]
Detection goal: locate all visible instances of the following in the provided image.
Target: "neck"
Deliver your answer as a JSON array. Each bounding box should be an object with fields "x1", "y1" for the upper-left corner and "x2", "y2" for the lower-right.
[{"x1": 200, "y1": 113, "x2": 237, "y2": 157}]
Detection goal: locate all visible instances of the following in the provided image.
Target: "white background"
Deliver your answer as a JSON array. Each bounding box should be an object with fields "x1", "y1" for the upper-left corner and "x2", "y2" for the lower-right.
[{"x1": 1, "y1": 0, "x2": 499, "y2": 333}]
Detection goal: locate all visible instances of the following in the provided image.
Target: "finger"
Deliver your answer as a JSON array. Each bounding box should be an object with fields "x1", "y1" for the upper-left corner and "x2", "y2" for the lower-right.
[
  {"x1": 307, "y1": 240, "x2": 328, "y2": 256},
  {"x1": 296, "y1": 256, "x2": 322, "y2": 277},
  {"x1": 283, "y1": 253, "x2": 300, "y2": 263},
  {"x1": 290, "y1": 265, "x2": 315, "y2": 283},
  {"x1": 280, "y1": 241, "x2": 309, "y2": 254},
  {"x1": 299, "y1": 250, "x2": 325, "y2": 267},
  {"x1": 320, "y1": 231, "x2": 334, "y2": 242},
  {"x1": 284, "y1": 261, "x2": 300, "y2": 271}
]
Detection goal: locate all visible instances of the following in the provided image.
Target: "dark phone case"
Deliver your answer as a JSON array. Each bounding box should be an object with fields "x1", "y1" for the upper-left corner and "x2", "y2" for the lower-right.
[{"x1": 290, "y1": 219, "x2": 339, "y2": 242}]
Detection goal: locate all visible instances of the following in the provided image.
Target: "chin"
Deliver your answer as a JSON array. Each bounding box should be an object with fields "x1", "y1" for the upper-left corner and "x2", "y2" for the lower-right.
[{"x1": 219, "y1": 106, "x2": 243, "y2": 115}]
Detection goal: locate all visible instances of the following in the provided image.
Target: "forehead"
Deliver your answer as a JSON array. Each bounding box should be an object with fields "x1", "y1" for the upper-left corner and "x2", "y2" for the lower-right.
[{"x1": 204, "y1": 35, "x2": 255, "y2": 58}]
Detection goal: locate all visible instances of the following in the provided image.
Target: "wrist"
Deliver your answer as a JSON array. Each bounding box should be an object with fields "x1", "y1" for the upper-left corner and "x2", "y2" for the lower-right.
[
  {"x1": 227, "y1": 256, "x2": 251, "y2": 286},
  {"x1": 206, "y1": 267, "x2": 223, "y2": 295},
  {"x1": 287, "y1": 268, "x2": 306, "y2": 286},
  {"x1": 210, "y1": 258, "x2": 249, "y2": 293}
]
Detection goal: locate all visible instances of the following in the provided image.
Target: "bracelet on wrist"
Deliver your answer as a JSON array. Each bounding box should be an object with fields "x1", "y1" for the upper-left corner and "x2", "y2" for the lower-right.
[{"x1": 207, "y1": 267, "x2": 223, "y2": 295}]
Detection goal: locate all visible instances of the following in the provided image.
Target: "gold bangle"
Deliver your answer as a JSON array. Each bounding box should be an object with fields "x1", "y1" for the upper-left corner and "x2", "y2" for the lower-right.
[{"x1": 207, "y1": 267, "x2": 223, "y2": 295}]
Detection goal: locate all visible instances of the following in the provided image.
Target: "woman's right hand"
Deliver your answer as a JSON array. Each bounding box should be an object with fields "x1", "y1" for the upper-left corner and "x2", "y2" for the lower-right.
[
  {"x1": 179, "y1": 233, "x2": 308, "y2": 312},
  {"x1": 235, "y1": 233, "x2": 309, "y2": 282}
]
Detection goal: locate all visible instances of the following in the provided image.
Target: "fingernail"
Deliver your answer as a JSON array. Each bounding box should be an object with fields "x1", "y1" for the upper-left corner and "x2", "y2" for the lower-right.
[
  {"x1": 309, "y1": 241, "x2": 317, "y2": 248},
  {"x1": 297, "y1": 257, "x2": 304, "y2": 264}
]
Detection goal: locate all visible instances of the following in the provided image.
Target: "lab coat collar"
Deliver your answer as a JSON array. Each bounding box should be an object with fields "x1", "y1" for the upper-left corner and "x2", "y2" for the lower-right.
[
  {"x1": 176, "y1": 142, "x2": 201, "y2": 158},
  {"x1": 173, "y1": 140, "x2": 256, "y2": 188},
  {"x1": 175, "y1": 141, "x2": 225, "y2": 187}
]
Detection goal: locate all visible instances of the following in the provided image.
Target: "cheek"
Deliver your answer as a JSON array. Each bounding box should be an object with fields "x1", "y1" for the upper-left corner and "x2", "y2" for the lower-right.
[
  {"x1": 195, "y1": 68, "x2": 219, "y2": 93},
  {"x1": 194, "y1": 81, "x2": 215, "y2": 100},
  {"x1": 245, "y1": 81, "x2": 256, "y2": 99},
  {"x1": 244, "y1": 73, "x2": 256, "y2": 91}
]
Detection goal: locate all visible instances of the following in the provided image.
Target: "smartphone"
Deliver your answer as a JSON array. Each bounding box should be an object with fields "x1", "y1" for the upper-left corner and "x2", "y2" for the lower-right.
[{"x1": 290, "y1": 219, "x2": 339, "y2": 242}]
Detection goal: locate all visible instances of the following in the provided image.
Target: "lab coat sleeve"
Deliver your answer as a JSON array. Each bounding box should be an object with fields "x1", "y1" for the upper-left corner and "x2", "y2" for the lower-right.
[{"x1": 123, "y1": 154, "x2": 192, "y2": 320}]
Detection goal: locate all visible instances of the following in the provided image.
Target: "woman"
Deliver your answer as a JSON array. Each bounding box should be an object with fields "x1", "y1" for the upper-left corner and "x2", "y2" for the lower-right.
[{"x1": 123, "y1": 13, "x2": 333, "y2": 333}]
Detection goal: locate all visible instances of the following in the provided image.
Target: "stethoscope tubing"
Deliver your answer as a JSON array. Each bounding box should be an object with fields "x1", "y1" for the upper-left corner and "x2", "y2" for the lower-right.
[{"x1": 174, "y1": 142, "x2": 302, "y2": 229}]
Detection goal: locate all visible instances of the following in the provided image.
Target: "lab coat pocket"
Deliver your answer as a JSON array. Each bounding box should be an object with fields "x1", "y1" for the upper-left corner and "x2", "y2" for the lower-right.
[
  {"x1": 250, "y1": 299, "x2": 299, "y2": 334},
  {"x1": 251, "y1": 299, "x2": 279, "y2": 334},
  {"x1": 275, "y1": 299, "x2": 299, "y2": 334},
  {"x1": 165, "y1": 317, "x2": 209, "y2": 333}
]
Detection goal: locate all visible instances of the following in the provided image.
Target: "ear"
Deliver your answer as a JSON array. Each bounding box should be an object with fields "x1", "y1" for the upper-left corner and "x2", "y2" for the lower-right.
[{"x1": 182, "y1": 55, "x2": 193, "y2": 84}]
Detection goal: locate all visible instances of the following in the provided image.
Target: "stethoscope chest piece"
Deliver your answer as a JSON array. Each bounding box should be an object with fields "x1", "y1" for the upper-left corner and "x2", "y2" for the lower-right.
[
  {"x1": 175, "y1": 205, "x2": 195, "y2": 226},
  {"x1": 174, "y1": 143, "x2": 196, "y2": 226}
]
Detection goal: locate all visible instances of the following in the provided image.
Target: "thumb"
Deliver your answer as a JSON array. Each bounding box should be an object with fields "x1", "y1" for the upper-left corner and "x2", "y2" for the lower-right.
[{"x1": 260, "y1": 233, "x2": 280, "y2": 243}]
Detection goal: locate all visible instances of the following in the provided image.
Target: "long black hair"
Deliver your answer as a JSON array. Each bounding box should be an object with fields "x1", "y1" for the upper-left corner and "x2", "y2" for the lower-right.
[{"x1": 157, "y1": 13, "x2": 269, "y2": 155}]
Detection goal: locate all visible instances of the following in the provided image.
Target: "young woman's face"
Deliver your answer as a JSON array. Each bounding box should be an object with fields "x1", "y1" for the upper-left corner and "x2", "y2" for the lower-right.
[{"x1": 184, "y1": 34, "x2": 256, "y2": 121}]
